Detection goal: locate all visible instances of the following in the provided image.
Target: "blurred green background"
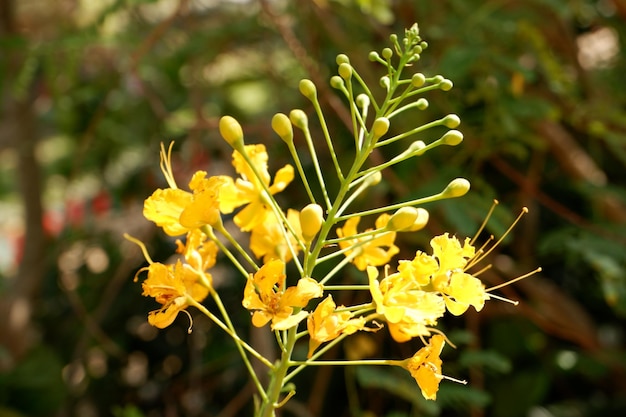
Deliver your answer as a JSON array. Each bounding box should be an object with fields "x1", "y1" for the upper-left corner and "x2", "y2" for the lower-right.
[{"x1": 1, "y1": 0, "x2": 626, "y2": 416}]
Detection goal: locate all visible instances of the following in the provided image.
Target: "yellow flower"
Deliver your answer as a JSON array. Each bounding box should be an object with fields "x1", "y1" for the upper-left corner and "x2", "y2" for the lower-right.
[
  {"x1": 143, "y1": 143, "x2": 225, "y2": 235},
  {"x1": 337, "y1": 214, "x2": 399, "y2": 270},
  {"x1": 249, "y1": 209, "x2": 302, "y2": 263},
  {"x1": 405, "y1": 335, "x2": 445, "y2": 400},
  {"x1": 367, "y1": 266, "x2": 445, "y2": 342},
  {"x1": 219, "y1": 144, "x2": 294, "y2": 231},
  {"x1": 307, "y1": 295, "x2": 366, "y2": 358},
  {"x1": 430, "y1": 232, "x2": 475, "y2": 271},
  {"x1": 139, "y1": 260, "x2": 209, "y2": 328},
  {"x1": 175, "y1": 229, "x2": 218, "y2": 281},
  {"x1": 242, "y1": 259, "x2": 323, "y2": 330}
]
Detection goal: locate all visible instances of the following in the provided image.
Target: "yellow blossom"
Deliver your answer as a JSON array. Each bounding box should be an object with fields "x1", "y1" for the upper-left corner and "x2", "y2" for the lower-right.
[
  {"x1": 143, "y1": 144, "x2": 225, "y2": 235},
  {"x1": 337, "y1": 214, "x2": 399, "y2": 270},
  {"x1": 219, "y1": 144, "x2": 294, "y2": 231},
  {"x1": 307, "y1": 295, "x2": 366, "y2": 358},
  {"x1": 249, "y1": 209, "x2": 302, "y2": 263},
  {"x1": 405, "y1": 335, "x2": 445, "y2": 400},
  {"x1": 139, "y1": 260, "x2": 209, "y2": 329},
  {"x1": 175, "y1": 229, "x2": 219, "y2": 278},
  {"x1": 242, "y1": 259, "x2": 323, "y2": 330},
  {"x1": 367, "y1": 266, "x2": 445, "y2": 342}
]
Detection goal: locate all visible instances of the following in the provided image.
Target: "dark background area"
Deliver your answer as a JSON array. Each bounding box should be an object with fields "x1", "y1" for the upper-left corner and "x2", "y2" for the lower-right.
[{"x1": 1, "y1": 0, "x2": 625, "y2": 416}]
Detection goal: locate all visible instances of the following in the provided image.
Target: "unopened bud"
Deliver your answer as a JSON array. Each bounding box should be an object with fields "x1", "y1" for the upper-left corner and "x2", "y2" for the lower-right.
[
  {"x1": 368, "y1": 51, "x2": 380, "y2": 62},
  {"x1": 416, "y1": 98, "x2": 429, "y2": 110},
  {"x1": 338, "y1": 63, "x2": 352, "y2": 80},
  {"x1": 364, "y1": 171, "x2": 382, "y2": 187},
  {"x1": 406, "y1": 208, "x2": 429, "y2": 231},
  {"x1": 219, "y1": 116, "x2": 244, "y2": 149},
  {"x1": 300, "y1": 203, "x2": 324, "y2": 242},
  {"x1": 442, "y1": 178, "x2": 470, "y2": 198},
  {"x1": 271, "y1": 113, "x2": 293, "y2": 144},
  {"x1": 441, "y1": 130, "x2": 463, "y2": 146},
  {"x1": 388, "y1": 207, "x2": 418, "y2": 231},
  {"x1": 330, "y1": 76, "x2": 344, "y2": 90},
  {"x1": 382, "y1": 48, "x2": 393, "y2": 60},
  {"x1": 356, "y1": 94, "x2": 370, "y2": 109},
  {"x1": 408, "y1": 140, "x2": 426, "y2": 156},
  {"x1": 380, "y1": 76, "x2": 390, "y2": 90},
  {"x1": 440, "y1": 79, "x2": 453, "y2": 91},
  {"x1": 336, "y1": 54, "x2": 350, "y2": 65},
  {"x1": 372, "y1": 117, "x2": 390, "y2": 140},
  {"x1": 299, "y1": 79, "x2": 317, "y2": 101},
  {"x1": 412, "y1": 73, "x2": 426, "y2": 88},
  {"x1": 289, "y1": 109, "x2": 308, "y2": 130},
  {"x1": 443, "y1": 114, "x2": 461, "y2": 128}
]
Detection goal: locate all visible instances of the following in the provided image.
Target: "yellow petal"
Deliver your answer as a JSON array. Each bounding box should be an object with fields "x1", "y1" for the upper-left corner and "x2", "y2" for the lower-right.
[{"x1": 143, "y1": 188, "x2": 193, "y2": 236}]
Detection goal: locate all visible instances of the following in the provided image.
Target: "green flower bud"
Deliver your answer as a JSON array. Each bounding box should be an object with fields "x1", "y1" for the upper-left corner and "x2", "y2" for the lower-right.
[
  {"x1": 300, "y1": 203, "x2": 324, "y2": 242},
  {"x1": 409, "y1": 140, "x2": 426, "y2": 156},
  {"x1": 219, "y1": 115, "x2": 244, "y2": 149},
  {"x1": 416, "y1": 98, "x2": 429, "y2": 110},
  {"x1": 289, "y1": 109, "x2": 308, "y2": 130},
  {"x1": 336, "y1": 54, "x2": 350, "y2": 65},
  {"x1": 368, "y1": 51, "x2": 380, "y2": 62},
  {"x1": 271, "y1": 113, "x2": 293, "y2": 144},
  {"x1": 299, "y1": 79, "x2": 317, "y2": 101},
  {"x1": 338, "y1": 63, "x2": 352, "y2": 80},
  {"x1": 364, "y1": 171, "x2": 382, "y2": 187},
  {"x1": 411, "y1": 73, "x2": 426, "y2": 88},
  {"x1": 442, "y1": 178, "x2": 470, "y2": 198},
  {"x1": 382, "y1": 47, "x2": 393, "y2": 60},
  {"x1": 372, "y1": 117, "x2": 390, "y2": 140},
  {"x1": 406, "y1": 208, "x2": 429, "y2": 231},
  {"x1": 441, "y1": 130, "x2": 463, "y2": 146},
  {"x1": 356, "y1": 94, "x2": 370, "y2": 109},
  {"x1": 443, "y1": 114, "x2": 461, "y2": 128},
  {"x1": 433, "y1": 75, "x2": 444, "y2": 83},
  {"x1": 330, "y1": 75, "x2": 344, "y2": 89},
  {"x1": 440, "y1": 79, "x2": 453, "y2": 91},
  {"x1": 420, "y1": 41, "x2": 428, "y2": 50},
  {"x1": 388, "y1": 207, "x2": 418, "y2": 231},
  {"x1": 380, "y1": 76, "x2": 390, "y2": 90}
]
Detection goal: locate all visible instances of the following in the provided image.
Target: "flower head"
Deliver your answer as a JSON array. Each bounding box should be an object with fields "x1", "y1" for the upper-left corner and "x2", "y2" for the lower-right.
[
  {"x1": 219, "y1": 144, "x2": 294, "y2": 231},
  {"x1": 337, "y1": 214, "x2": 399, "y2": 270},
  {"x1": 242, "y1": 260, "x2": 323, "y2": 330},
  {"x1": 140, "y1": 260, "x2": 209, "y2": 328},
  {"x1": 367, "y1": 266, "x2": 445, "y2": 342}
]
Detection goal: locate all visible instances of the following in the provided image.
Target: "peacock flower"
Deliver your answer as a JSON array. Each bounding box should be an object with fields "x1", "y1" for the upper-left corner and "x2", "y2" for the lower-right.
[
  {"x1": 175, "y1": 228, "x2": 219, "y2": 283},
  {"x1": 249, "y1": 209, "x2": 302, "y2": 263},
  {"x1": 218, "y1": 144, "x2": 294, "y2": 231},
  {"x1": 307, "y1": 295, "x2": 366, "y2": 358},
  {"x1": 337, "y1": 214, "x2": 399, "y2": 271},
  {"x1": 242, "y1": 259, "x2": 323, "y2": 330},
  {"x1": 404, "y1": 335, "x2": 446, "y2": 400},
  {"x1": 367, "y1": 266, "x2": 445, "y2": 343},
  {"x1": 143, "y1": 143, "x2": 225, "y2": 235},
  {"x1": 139, "y1": 260, "x2": 209, "y2": 329}
]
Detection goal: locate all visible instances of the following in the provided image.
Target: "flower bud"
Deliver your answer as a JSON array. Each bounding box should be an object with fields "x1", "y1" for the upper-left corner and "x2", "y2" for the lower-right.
[
  {"x1": 442, "y1": 178, "x2": 470, "y2": 198},
  {"x1": 368, "y1": 51, "x2": 380, "y2": 62},
  {"x1": 271, "y1": 113, "x2": 293, "y2": 144},
  {"x1": 356, "y1": 94, "x2": 370, "y2": 109},
  {"x1": 336, "y1": 54, "x2": 350, "y2": 65},
  {"x1": 289, "y1": 109, "x2": 308, "y2": 130},
  {"x1": 380, "y1": 76, "x2": 390, "y2": 90},
  {"x1": 408, "y1": 140, "x2": 426, "y2": 156},
  {"x1": 338, "y1": 63, "x2": 352, "y2": 80},
  {"x1": 219, "y1": 116, "x2": 244, "y2": 149},
  {"x1": 330, "y1": 76, "x2": 344, "y2": 90},
  {"x1": 440, "y1": 79, "x2": 453, "y2": 91},
  {"x1": 363, "y1": 171, "x2": 382, "y2": 187},
  {"x1": 300, "y1": 203, "x2": 324, "y2": 242},
  {"x1": 387, "y1": 207, "x2": 418, "y2": 231},
  {"x1": 372, "y1": 117, "x2": 390, "y2": 140},
  {"x1": 406, "y1": 208, "x2": 429, "y2": 231},
  {"x1": 411, "y1": 73, "x2": 426, "y2": 88},
  {"x1": 441, "y1": 130, "x2": 463, "y2": 146},
  {"x1": 443, "y1": 114, "x2": 461, "y2": 128},
  {"x1": 299, "y1": 79, "x2": 317, "y2": 101},
  {"x1": 416, "y1": 98, "x2": 429, "y2": 110},
  {"x1": 382, "y1": 47, "x2": 393, "y2": 60}
]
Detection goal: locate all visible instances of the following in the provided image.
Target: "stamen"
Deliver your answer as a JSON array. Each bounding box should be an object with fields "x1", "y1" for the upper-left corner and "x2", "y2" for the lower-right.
[
  {"x1": 123, "y1": 233, "x2": 154, "y2": 264},
  {"x1": 439, "y1": 374, "x2": 467, "y2": 385},
  {"x1": 182, "y1": 309, "x2": 194, "y2": 334},
  {"x1": 159, "y1": 142, "x2": 178, "y2": 189},
  {"x1": 471, "y1": 207, "x2": 529, "y2": 266},
  {"x1": 486, "y1": 267, "x2": 542, "y2": 292},
  {"x1": 427, "y1": 328, "x2": 457, "y2": 349},
  {"x1": 486, "y1": 293, "x2": 519, "y2": 306},
  {"x1": 470, "y1": 263, "x2": 492, "y2": 277},
  {"x1": 470, "y1": 199, "x2": 498, "y2": 245}
]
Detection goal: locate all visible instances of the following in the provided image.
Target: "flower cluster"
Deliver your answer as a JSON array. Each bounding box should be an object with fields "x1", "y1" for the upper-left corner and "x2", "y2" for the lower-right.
[{"x1": 127, "y1": 24, "x2": 538, "y2": 416}]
